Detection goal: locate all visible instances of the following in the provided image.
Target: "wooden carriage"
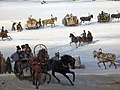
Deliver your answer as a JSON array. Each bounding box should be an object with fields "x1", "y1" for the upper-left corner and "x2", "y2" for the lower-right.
[
  {"x1": 97, "y1": 12, "x2": 111, "y2": 22},
  {"x1": 62, "y1": 14, "x2": 79, "y2": 26},
  {"x1": 26, "y1": 18, "x2": 41, "y2": 30},
  {"x1": 0, "y1": 30, "x2": 12, "y2": 40}
]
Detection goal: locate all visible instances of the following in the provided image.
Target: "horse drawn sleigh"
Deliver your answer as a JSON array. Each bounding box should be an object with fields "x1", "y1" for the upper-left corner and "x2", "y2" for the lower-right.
[
  {"x1": 14, "y1": 44, "x2": 76, "y2": 89},
  {"x1": 97, "y1": 11, "x2": 111, "y2": 23},
  {"x1": 69, "y1": 31, "x2": 93, "y2": 48},
  {"x1": 26, "y1": 16, "x2": 57, "y2": 29},
  {"x1": 0, "y1": 30, "x2": 12, "y2": 41},
  {"x1": 62, "y1": 14, "x2": 79, "y2": 26},
  {"x1": 26, "y1": 17, "x2": 42, "y2": 30}
]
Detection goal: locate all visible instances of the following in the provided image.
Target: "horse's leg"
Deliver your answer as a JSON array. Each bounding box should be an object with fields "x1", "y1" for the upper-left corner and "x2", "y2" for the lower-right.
[
  {"x1": 103, "y1": 62, "x2": 106, "y2": 69},
  {"x1": 97, "y1": 62, "x2": 101, "y2": 68},
  {"x1": 52, "y1": 70, "x2": 60, "y2": 83},
  {"x1": 67, "y1": 71, "x2": 75, "y2": 82},
  {"x1": 62, "y1": 73, "x2": 74, "y2": 85},
  {"x1": 70, "y1": 42, "x2": 72, "y2": 46},
  {"x1": 113, "y1": 62, "x2": 117, "y2": 69},
  {"x1": 35, "y1": 73, "x2": 41, "y2": 89},
  {"x1": 2, "y1": 37, "x2": 5, "y2": 41},
  {"x1": 109, "y1": 62, "x2": 112, "y2": 68},
  {"x1": 44, "y1": 72, "x2": 51, "y2": 84},
  {"x1": 35, "y1": 73, "x2": 39, "y2": 89},
  {"x1": 42, "y1": 74, "x2": 46, "y2": 82},
  {"x1": 8, "y1": 36, "x2": 12, "y2": 39},
  {"x1": 51, "y1": 24, "x2": 53, "y2": 28},
  {"x1": 75, "y1": 43, "x2": 78, "y2": 48},
  {"x1": 32, "y1": 71, "x2": 35, "y2": 85}
]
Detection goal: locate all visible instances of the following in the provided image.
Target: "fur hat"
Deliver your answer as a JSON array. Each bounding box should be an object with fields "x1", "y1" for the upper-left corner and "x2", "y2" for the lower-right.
[
  {"x1": 25, "y1": 44, "x2": 30, "y2": 49},
  {"x1": 16, "y1": 45, "x2": 21, "y2": 50},
  {"x1": 21, "y1": 45, "x2": 25, "y2": 49}
]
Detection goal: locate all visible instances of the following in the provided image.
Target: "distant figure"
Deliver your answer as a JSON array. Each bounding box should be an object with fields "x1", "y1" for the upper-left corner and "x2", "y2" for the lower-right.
[
  {"x1": 11, "y1": 22, "x2": 16, "y2": 31},
  {"x1": 17, "y1": 22, "x2": 23, "y2": 32},
  {"x1": 10, "y1": 45, "x2": 21, "y2": 73},
  {"x1": 5, "y1": 57, "x2": 13, "y2": 74},
  {"x1": 81, "y1": 30, "x2": 86, "y2": 41},
  {"x1": 52, "y1": 52, "x2": 60, "y2": 60},
  {"x1": 25, "y1": 44, "x2": 33, "y2": 58},
  {"x1": 38, "y1": 18, "x2": 42, "y2": 27},
  {"x1": 87, "y1": 31, "x2": 93, "y2": 42},
  {"x1": 0, "y1": 53, "x2": 6, "y2": 74},
  {"x1": 1, "y1": 26, "x2": 5, "y2": 36},
  {"x1": 41, "y1": 0, "x2": 47, "y2": 4}
]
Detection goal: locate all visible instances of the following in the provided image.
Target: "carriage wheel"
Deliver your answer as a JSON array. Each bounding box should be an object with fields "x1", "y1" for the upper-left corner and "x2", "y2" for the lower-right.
[{"x1": 33, "y1": 44, "x2": 48, "y2": 56}]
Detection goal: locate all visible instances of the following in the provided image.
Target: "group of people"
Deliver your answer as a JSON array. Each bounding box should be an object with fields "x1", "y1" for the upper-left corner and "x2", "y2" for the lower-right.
[
  {"x1": 10, "y1": 44, "x2": 33, "y2": 75},
  {"x1": 11, "y1": 22, "x2": 23, "y2": 32},
  {"x1": 81, "y1": 30, "x2": 93, "y2": 42}
]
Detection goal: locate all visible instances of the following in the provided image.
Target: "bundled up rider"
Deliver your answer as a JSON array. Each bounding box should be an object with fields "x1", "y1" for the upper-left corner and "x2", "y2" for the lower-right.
[
  {"x1": 1, "y1": 26, "x2": 4, "y2": 36},
  {"x1": 0, "y1": 52, "x2": 6, "y2": 74},
  {"x1": 25, "y1": 44, "x2": 33, "y2": 58},
  {"x1": 51, "y1": 14, "x2": 54, "y2": 21},
  {"x1": 17, "y1": 22, "x2": 23, "y2": 32},
  {"x1": 10, "y1": 45, "x2": 21, "y2": 73},
  {"x1": 81, "y1": 30, "x2": 86, "y2": 41},
  {"x1": 38, "y1": 18, "x2": 42, "y2": 27},
  {"x1": 87, "y1": 31, "x2": 93, "y2": 42},
  {"x1": 19, "y1": 45, "x2": 29, "y2": 63},
  {"x1": 11, "y1": 22, "x2": 16, "y2": 31}
]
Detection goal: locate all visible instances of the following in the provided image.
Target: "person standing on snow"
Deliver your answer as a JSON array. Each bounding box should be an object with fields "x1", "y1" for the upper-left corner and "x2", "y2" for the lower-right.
[{"x1": 10, "y1": 45, "x2": 21, "y2": 73}]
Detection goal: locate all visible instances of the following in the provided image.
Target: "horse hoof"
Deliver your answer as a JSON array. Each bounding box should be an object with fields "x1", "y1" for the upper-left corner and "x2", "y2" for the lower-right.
[
  {"x1": 71, "y1": 83, "x2": 74, "y2": 86},
  {"x1": 36, "y1": 87, "x2": 39, "y2": 89},
  {"x1": 73, "y1": 80, "x2": 75, "y2": 82},
  {"x1": 47, "y1": 81, "x2": 50, "y2": 84},
  {"x1": 58, "y1": 80, "x2": 60, "y2": 83},
  {"x1": 33, "y1": 82, "x2": 35, "y2": 85}
]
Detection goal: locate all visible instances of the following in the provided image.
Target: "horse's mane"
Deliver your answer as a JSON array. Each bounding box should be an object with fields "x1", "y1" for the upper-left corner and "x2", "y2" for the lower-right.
[{"x1": 70, "y1": 33, "x2": 75, "y2": 37}]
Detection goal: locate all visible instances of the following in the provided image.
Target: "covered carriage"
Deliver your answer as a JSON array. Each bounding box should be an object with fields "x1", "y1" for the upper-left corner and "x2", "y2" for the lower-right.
[
  {"x1": 25, "y1": 17, "x2": 42, "y2": 30},
  {"x1": 97, "y1": 11, "x2": 111, "y2": 22},
  {"x1": 62, "y1": 14, "x2": 79, "y2": 26}
]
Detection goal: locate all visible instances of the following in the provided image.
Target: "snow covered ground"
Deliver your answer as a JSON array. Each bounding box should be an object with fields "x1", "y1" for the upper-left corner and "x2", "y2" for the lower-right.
[
  {"x1": 0, "y1": 0, "x2": 120, "y2": 69},
  {"x1": 0, "y1": 1, "x2": 120, "y2": 89}
]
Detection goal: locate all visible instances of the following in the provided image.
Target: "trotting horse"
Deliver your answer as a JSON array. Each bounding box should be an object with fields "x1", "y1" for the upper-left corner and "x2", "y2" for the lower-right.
[
  {"x1": 29, "y1": 48, "x2": 51, "y2": 89},
  {"x1": 48, "y1": 54, "x2": 75, "y2": 85},
  {"x1": 111, "y1": 13, "x2": 120, "y2": 21},
  {"x1": 80, "y1": 14, "x2": 93, "y2": 24},
  {"x1": 69, "y1": 33, "x2": 82, "y2": 48},
  {"x1": 93, "y1": 50, "x2": 117, "y2": 69},
  {"x1": 42, "y1": 17, "x2": 57, "y2": 28}
]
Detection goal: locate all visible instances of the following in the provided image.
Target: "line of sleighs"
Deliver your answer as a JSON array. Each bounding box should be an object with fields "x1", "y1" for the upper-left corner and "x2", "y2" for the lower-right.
[{"x1": 12, "y1": 11, "x2": 120, "y2": 30}]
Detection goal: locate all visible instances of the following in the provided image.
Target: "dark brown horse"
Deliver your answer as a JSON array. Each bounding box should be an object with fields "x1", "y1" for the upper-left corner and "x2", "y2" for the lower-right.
[
  {"x1": 69, "y1": 33, "x2": 82, "y2": 48},
  {"x1": 80, "y1": 14, "x2": 93, "y2": 24},
  {"x1": 29, "y1": 48, "x2": 51, "y2": 89},
  {"x1": 48, "y1": 54, "x2": 75, "y2": 85},
  {"x1": 111, "y1": 13, "x2": 120, "y2": 21}
]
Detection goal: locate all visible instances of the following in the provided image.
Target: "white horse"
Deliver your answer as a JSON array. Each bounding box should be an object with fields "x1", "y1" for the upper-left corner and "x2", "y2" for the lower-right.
[{"x1": 93, "y1": 50, "x2": 117, "y2": 69}]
